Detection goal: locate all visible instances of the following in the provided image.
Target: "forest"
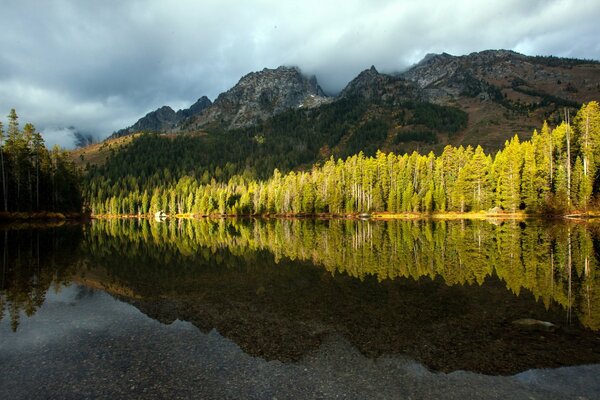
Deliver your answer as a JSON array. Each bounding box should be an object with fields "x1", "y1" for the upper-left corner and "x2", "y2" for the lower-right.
[
  {"x1": 84, "y1": 97, "x2": 467, "y2": 190},
  {"x1": 0, "y1": 109, "x2": 82, "y2": 215},
  {"x1": 86, "y1": 102, "x2": 600, "y2": 216}
]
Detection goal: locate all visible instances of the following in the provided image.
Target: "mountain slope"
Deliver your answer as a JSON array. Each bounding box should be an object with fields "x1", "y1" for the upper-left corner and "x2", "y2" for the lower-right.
[
  {"x1": 79, "y1": 50, "x2": 600, "y2": 182},
  {"x1": 331, "y1": 50, "x2": 600, "y2": 149},
  {"x1": 398, "y1": 50, "x2": 600, "y2": 147},
  {"x1": 109, "y1": 50, "x2": 600, "y2": 149}
]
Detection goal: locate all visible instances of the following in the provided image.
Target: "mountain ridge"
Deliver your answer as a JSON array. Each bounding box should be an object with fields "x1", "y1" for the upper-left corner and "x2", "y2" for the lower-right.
[
  {"x1": 111, "y1": 96, "x2": 212, "y2": 138},
  {"x1": 106, "y1": 49, "x2": 600, "y2": 151}
]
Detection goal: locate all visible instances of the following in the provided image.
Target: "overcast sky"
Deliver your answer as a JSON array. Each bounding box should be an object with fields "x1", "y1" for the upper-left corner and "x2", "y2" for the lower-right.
[{"x1": 1, "y1": 0, "x2": 599, "y2": 148}]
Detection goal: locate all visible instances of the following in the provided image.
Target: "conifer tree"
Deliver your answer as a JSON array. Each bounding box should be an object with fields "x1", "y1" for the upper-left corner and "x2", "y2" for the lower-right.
[
  {"x1": 496, "y1": 136, "x2": 522, "y2": 212},
  {"x1": 521, "y1": 142, "x2": 539, "y2": 211},
  {"x1": 0, "y1": 122, "x2": 7, "y2": 212}
]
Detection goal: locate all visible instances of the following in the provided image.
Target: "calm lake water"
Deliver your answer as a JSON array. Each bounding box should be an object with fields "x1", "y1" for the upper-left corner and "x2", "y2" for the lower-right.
[{"x1": 1, "y1": 218, "x2": 600, "y2": 399}]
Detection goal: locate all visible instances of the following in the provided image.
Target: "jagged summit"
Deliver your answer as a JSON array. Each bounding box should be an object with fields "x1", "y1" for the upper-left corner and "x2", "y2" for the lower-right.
[
  {"x1": 338, "y1": 65, "x2": 417, "y2": 101},
  {"x1": 178, "y1": 96, "x2": 212, "y2": 119},
  {"x1": 414, "y1": 52, "x2": 454, "y2": 65},
  {"x1": 111, "y1": 96, "x2": 212, "y2": 138},
  {"x1": 110, "y1": 49, "x2": 600, "y2": 151},
  {"x1": 112, "y1": 66, "x2": 331, "y2": 137},
  {"x1": 186, "y1": 65, "x2": 330, "y2": 130}
]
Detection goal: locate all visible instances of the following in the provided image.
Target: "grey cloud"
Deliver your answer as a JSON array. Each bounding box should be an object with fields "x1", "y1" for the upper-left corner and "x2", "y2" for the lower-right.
[{"x1": 0, "y1": 0, "x2": 599, "y2": 148}]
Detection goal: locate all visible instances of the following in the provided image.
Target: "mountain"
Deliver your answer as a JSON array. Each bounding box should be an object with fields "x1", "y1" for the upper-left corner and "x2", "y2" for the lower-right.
[
  {"x1": 338, "y1": 50, "x2": 600, "y2": 148},
  {"x1": 109, "y1": 50, "x2": 599, "y2": 149},
  {"x1": 111, "y1": 66, "x2": 330, "y2": 138},
  {"x1": 78, "y1": 50, "x2": 600, "y2": 188},
  {"x1": 111, "y1": 96, "x2": 212, "y2": 138},
  {"x1": 402, "y1": 50, "x2": 600, "y2": 147},
  {"x1": 338, "y1": 65, "x2": 418, "y2": 101},
  {"x1": 182, "y1": 66, "x2": 331, "y2": 131},
  {"x1": 401, "y1": 50, "x2": 598, "y2": 105}
]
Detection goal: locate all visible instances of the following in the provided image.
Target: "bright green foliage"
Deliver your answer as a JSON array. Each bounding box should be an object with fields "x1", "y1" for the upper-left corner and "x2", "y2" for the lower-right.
[
  {"x1": 455, "y1": 146, "x2": 492, "y2": 211},
  {"x1": 521, "y1": 142, "x2": 539, "y2": 211},
  {"x1": 496, "y1": 136, "x2": 522, "y2": 212},
  {"x1": 86, "y1": 102, "x2": 600, "y2": 216},
  {"x1": 79, "y1": 218, "x2": 600, "y2": 331}
]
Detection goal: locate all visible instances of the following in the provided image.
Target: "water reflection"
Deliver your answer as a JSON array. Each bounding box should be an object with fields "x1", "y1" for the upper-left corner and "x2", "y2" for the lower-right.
[
  {"x1": 82, "y1": 218, "x2": 600, "y2": 331},
  {"x1": 0, "y1": 225, "x2": 81, "y2": 331},
  {"x1": 1, "y1": 218, "x2": 600, "y2": 374}
]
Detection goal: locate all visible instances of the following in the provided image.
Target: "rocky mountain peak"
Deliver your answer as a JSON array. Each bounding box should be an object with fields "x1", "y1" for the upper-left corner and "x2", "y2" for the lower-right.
[
  {"x1": 339, "y1": 65, "x2": 418, "y2": 102},
  {"x1": 188, "y1": 65, "x2": 330, "y2": 130},
  {"x1": 110, "y1": 97, "x2": 212, "y2": 139},
  {"x1": 402, "y1": 52, "x2": 460, "y2": 90},
  {"x1": 177, "y1": 96, "x2": 212, "y2": 119},
  {"x1": 110, "y1": 49, "x2": 599, "y2": 147},
  {"x1": 399, "y1": 49, "x2": 600, "y2": 106}
]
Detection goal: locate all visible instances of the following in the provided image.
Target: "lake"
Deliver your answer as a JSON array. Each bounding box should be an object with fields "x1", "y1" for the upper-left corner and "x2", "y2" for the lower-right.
[{"x1": 1, "y1": 218, "x2": 600, "y2": 399}]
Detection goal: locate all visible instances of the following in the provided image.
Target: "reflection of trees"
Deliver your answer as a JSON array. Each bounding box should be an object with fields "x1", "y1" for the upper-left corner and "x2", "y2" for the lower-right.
[
  {"x1": 84, "y1": 218, "x2": 600, "y2": 330},
  {"x1": 0, "y1": 226, "x2": 81, "y2": 331}
]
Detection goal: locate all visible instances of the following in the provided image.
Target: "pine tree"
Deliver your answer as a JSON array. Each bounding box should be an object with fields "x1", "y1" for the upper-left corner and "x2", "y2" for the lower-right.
[
  {"x1": 6, "y1": 109, "x2": 23, "y2": 209},
  {"x1": 0, "y1": 122, "x2": 7, "y2": 212},
  {"x1": 495, "y1": 136, "x2": 522, "y2": 212},
  {"x1": 31, "y1": 131, "x2": 44, "y2": 210},
  {"x1": 521, "y1": 142, "x2": 539, "y2": 211},
  {"x1": 574, "y1": 101, "x2": 600, "y2": 197}
]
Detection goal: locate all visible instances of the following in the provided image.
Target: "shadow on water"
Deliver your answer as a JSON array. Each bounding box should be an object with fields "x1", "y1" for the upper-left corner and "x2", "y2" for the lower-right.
[{"x1": 1, "y1": 218, "x2": 600, "y2": 374}]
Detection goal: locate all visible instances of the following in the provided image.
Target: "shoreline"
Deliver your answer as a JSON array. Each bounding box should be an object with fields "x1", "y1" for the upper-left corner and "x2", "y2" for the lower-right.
[
  {"x1": 87, "y1": 211, "x2": 599, "y2": 221},
  {"x1": 0, "y1": 211, "x2": 87, "y2": 221},
  {"x1": 3, "y1": 211, "x2": 598, "y2": 223}
]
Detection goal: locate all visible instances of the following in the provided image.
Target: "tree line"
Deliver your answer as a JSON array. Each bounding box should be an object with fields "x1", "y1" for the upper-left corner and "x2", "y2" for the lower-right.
[
  {"x1": 84, "y1": 97, "x2": 468, "y2": 204},
  {"x1": 87, "y1": 102, "x2": 600, "y2": 216},
  {"x1": 0, "y1": 109, "x2": 82, "y2": 214}
]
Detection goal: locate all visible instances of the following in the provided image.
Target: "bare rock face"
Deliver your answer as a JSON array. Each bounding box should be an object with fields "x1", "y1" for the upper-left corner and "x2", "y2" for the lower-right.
[
  {"x1": 111, "y1": 96, "x2": 212, "y2": 138},
  {"x1": 119, "y1": 105, "x2": 178, "y2": 136},
  {"x1": 338, "y1": 65, "x2": 419, "y2": 102},
  {"x1": 188, "y1": 66, "x2": 331, "y2": 130},
  {"x1": 400, "y1": 50, "x2": 600, "y2": 106},
  {"x1": 177, "y1": 96, "x2": 213, "y2": 119}
]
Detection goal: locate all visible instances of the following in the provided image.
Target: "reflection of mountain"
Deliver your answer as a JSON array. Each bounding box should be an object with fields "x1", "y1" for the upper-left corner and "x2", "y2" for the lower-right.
[{"x1": 77, "y1": 218, "x2": 600, "y2": 374}]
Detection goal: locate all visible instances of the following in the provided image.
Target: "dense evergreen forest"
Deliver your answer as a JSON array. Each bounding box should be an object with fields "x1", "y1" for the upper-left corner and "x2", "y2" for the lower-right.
[
  {"x1": 0, "y1": 109, "x2": 82, "y2": 214},
  {"x1": 87, "y1": 102, "x2": 600, "y2": 216},
  {"x1": 84, "y1": 97, "x2": 467, "y2": 192}
]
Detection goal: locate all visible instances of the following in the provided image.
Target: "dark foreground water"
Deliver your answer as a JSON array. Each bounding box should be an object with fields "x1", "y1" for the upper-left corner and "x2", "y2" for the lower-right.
[{"x1": 1, "y1": 218, "x2": 600, "y2": 399}]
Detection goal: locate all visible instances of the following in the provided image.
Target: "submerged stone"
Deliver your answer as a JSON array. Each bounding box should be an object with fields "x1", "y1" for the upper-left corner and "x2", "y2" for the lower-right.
[{"x1": 512, "y1": 318, "x2": 558, "y2": 332}]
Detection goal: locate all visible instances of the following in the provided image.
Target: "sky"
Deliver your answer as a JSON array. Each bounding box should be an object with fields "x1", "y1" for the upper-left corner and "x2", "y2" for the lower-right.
[{"x1": 0, "y1": 0, "x2": 599, "y2": 148}]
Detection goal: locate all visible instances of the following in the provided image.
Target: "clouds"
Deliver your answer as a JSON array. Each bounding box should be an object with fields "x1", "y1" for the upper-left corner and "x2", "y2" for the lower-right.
[{"x1": 0, "y1": 0, "x2": 598, "y2": 147}]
